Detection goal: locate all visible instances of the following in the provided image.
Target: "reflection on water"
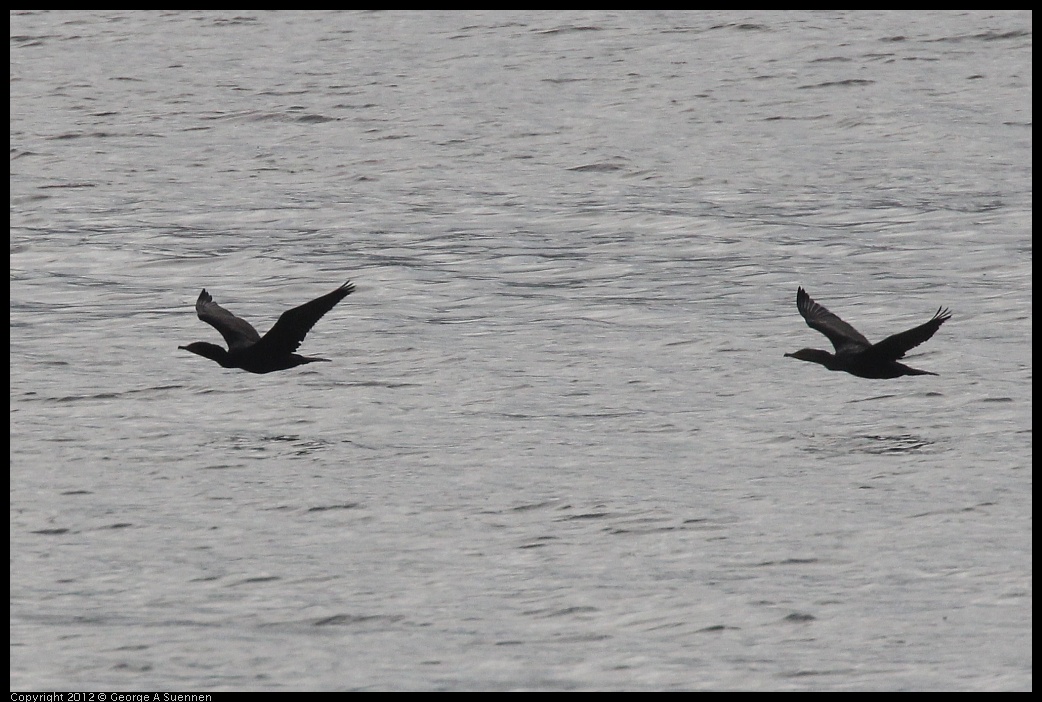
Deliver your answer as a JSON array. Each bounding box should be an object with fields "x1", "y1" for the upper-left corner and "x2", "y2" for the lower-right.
[
  {"x1": 849, "y1": 433, "x2": 935, "y2": 455},
  {"x1": 799, "y1": 432, "x2": 936, "y2": 456}
]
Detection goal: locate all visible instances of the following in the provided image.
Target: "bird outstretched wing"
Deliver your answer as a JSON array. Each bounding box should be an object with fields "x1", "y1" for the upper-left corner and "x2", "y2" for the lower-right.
[
  {"x1": 868, "y1": 307, "x2": 952, "y2": 361},
  {"x1": 795, "y1": 287, "x2": 871, "y2": 353},
  {"x1": 253, "y1": 281, "x2": 355, "y2": 357},
  {"x1": 195, "y1": 289, "x2": 262, "y2": 352}
]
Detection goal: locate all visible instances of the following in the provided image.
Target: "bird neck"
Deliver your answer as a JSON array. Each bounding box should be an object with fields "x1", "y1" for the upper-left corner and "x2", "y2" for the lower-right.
[
  {"x1": 180, "y1": 342, "x2": 233, "y2": 367},
  {"x1": 786, "y1": 348, "x2": 838, "y2": 368}
]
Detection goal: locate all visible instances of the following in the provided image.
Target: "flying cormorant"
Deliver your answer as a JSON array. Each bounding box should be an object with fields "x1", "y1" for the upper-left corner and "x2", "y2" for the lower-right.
[
  {"x1": 179, "y1": 281, "x2": 354, "y2": 373},
  {"x1": 785, "y1": 287, "x2": 950, "y2": 379}
]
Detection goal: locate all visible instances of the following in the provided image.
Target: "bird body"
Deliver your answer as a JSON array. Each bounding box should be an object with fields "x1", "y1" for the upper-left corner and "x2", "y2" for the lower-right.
[
  {"x1": 785, "y1": 287, "x2": 950, "y2": 379},
  {"x1": 180, "y1": 281, "x2": 354, "y2": 373}
]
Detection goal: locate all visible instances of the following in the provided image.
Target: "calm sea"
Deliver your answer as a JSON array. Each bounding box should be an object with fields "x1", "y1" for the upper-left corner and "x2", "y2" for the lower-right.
[{"x1": 10, "y1": 10, "x2": 1031, "y2": 691}]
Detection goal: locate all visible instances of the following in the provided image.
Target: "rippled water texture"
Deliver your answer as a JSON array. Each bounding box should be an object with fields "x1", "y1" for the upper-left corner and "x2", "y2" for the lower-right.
[{"x1": 10, "y1": 10, "x2": 1032, "y2": 691}]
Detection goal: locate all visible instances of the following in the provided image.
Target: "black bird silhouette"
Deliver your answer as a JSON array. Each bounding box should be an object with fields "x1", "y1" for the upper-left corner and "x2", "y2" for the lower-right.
[
  {"x1": 785, "y1": 287, "x2": 950, "y2": 379},
  {"x1": 179, "y1": 281, "x2": 354, "y2": 373}
]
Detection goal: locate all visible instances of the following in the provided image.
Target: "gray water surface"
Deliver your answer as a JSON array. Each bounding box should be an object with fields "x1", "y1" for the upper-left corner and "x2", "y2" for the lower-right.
[{"x1": 10, "y1": 10, "x2": 1032, "y2": 691}]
